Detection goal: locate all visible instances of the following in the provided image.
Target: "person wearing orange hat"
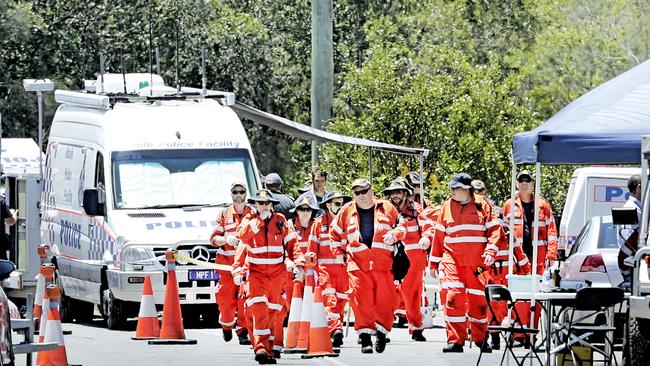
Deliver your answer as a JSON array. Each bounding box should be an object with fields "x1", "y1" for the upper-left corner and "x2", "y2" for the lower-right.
[
  {"x1": 307, "y1": 191, "x2": 352, "y2": 347},
  {"x1": 329, "y1": 179, "x2": 403, "y2": 354},
  {"x1": 232, "y1": 189, "x2": 305, "y2": 365},
  {"x1": 209, "y1": 182, "x2": 254, "y2": 345}
]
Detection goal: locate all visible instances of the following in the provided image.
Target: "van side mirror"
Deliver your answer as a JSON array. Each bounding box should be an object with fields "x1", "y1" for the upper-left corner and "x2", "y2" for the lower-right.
[
  {"x1": 0, "y1": 260, "x2": 15, "y2": 281},
  {"x1": 83, "y1": 188, "x2": 105, "y2": 216},
  {"x1": 612, "y1": 207, "x2": 638, "y2": 225}
]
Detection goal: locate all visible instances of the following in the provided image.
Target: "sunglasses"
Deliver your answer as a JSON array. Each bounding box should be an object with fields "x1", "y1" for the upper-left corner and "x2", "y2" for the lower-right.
[
  {"x1": 330, "y1": 202, "x2": 343, "y2": 207},
  {"x1": 231, "y1": 190, "x2": 246, "y2": 195},
  {"x1": 517, "y1": 179, "x2": 532, "y2": 183},
  {"x1": 296, "y1": 206, "x2": 312, "y2": 212},
  {"x1": 257, "y1": 201, "x2": 272, "y2": 206},
  {"x1": 353, "y1": 187, "x2": 371, "y2": 196}
]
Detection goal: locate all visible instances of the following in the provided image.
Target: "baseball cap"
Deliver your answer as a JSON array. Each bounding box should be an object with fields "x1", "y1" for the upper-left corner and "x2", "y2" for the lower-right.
[
  {"x1": 264, "y1": 173, "x2": 284, "y2": 186},
  {"x1": 471, "y1": 179, "x2": 485, "y2": 191},
  {"x1": 516, "y1": 170, "x2": 533, "y2": 182},
  {"x1": 448, "y1": 173, "x2": 472, "y2": 189},
  {"x1": 351, "y1": 178, "x2": 371, "y2": 190}
]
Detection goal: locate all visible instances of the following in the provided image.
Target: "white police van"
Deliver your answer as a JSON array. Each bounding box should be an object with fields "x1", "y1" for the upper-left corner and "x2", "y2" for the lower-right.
[
  {"x1": 559, "y1": 167, "x2": 640, "y2": 252},
  {"x1": 44, "y1": 73, "x2": 260, "y2": 328}
]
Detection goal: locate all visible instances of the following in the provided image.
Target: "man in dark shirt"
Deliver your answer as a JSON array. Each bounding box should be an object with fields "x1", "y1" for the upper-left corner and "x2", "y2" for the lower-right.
[
  {"x1": 264, "y1": 173, "x2": 295, "y2": 220},
  {"x1": 0, "y1": 196, "x2": 17, "y2": 261},
  {"x1": 521, "y1": 199, "x2": 535, "y2": 259}
]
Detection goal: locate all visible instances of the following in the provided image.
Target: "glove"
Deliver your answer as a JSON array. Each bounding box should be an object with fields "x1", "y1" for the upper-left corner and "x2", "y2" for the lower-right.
[
  {"x1": 225, "y1": 235, "x2": 240, "y2": 247},
  {"x1": 519, "y1": 262, "x2": 532, "y2": 275},
  {"x1": 211, "y1": 235, "x2": 226, "y2": 247},
  {"x1": 293, "y1": 266, "x2": 305, "y2": 281},
  {"x1": 418, "y1": 236, "x2": 431, "y2": 250},
  {"x1": 284, "y1": 259, "x2": 295, "y2": 273},
  {"x1": 233, "y1": 273, "x2": 243, "y2": 286},
  {"x1": 483, "y1": 253, "x2": 495, "y2": 266},
  {"x1": 383, "y1": 233, "x2": 396, "y2": 245}
]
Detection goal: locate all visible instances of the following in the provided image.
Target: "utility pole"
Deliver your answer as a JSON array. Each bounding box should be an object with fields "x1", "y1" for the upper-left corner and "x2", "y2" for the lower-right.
[{"x1": 311, "y1": 0, "x2": 333, "y2": 167}]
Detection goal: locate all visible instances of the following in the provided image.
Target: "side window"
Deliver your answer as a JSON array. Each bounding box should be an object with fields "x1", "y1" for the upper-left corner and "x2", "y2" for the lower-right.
[
  {"x1": 95, "y1": 152, "x2": 105, "y2": 188},
  {"x1": 569, "y1": 220, "x2": 592, "y2": 256}
]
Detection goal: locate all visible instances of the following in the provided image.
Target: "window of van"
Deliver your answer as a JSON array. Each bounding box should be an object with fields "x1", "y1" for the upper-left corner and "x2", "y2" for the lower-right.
[{"x1": 112, "y1": 149, "x2": 256, "y2": 209}]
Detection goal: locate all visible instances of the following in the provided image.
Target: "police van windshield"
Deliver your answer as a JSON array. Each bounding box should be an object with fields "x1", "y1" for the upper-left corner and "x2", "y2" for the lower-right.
[{"x1": 112, "y1": 149, "x2": 256, "y2": 209}]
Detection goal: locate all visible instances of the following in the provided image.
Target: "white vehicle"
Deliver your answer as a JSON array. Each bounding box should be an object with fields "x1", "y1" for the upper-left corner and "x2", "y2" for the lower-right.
[
  {"x1": 43, "y1": 73, "x2": 260, "y2": 329},
  {"x1": 559, "y1": 166, "x2": 640, "y2": 252}
]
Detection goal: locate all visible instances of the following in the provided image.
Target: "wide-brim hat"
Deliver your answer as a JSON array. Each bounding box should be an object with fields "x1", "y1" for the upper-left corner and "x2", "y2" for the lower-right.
[
  {"x1": 448, "y1": 173, "x2": 472, "y2": 189},
  {"x1": 383, "y1": 180, "x2": 411, "y2": 195},
  {"x1": 297, "y1": 180, "x2": 313, "y2": 194},
  {"x1": 393, "y1": 176, "x2": 414, "y2": 191},
  {"x1": 290, "y1": 193, "x2": 319, "y2": 213},
  {"x1": 247, "y1": 189, "x2": 279, "y2": 204},
  {"x1": 319, "y1": 192, "x2": 352, "y2": 208},
  {"x1": 405, "y1": 171, "x2": 424, "y2": 186}
]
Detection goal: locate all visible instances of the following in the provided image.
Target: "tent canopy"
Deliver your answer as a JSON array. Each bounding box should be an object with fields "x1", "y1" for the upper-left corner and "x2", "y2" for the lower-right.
[
  {"x1": 513, "y1": 59, "x2": 650, "y2": 165},
  {"x1": 232, "y1": 102, "x2": 429, "y2": 157}
]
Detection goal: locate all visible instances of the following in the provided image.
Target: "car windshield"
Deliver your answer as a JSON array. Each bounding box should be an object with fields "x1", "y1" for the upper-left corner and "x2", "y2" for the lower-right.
[
  {"x1": 112, "y1": 149, "x2": 256, "y2": 209},
  {"x1": 598, "y1": 221, "x2": 619, "y2": 249}
]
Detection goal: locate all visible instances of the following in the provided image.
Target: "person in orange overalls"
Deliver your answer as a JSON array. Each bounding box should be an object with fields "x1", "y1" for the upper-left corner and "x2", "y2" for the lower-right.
[
  {"x1": 210, "y1": 182, "x2": 254, "y2": 345},
  {"x1": 232, "y1": 189, "x2": 305, "y2": 365},
  {"x1": 429, "y1": 173, "x2": 500, "y2": 353},
  {"x1": 384, "y1": 179, "x2": 434, "y2": 342},
  {"x1": 330, "y1": 179, "x2": 403, "y2": 354},
  {"x1": 307, "y1": 191, "x2": 352, "y2": 347},
  {"x1": 502, "y1": 170, "x2": 558, "y2": 343},
  {"x1": 273, "y1": 194, "x2": 319, "y2": 354}
]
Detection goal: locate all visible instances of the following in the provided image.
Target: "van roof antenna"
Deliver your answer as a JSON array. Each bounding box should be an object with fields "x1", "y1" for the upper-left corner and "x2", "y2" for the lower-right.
[
  {"x1": 99, "y1": 53, "x2": 106, "y2": 94},
  {"x1": 148, "y1": 0, "x2": 154, "y2": 96},
  {"x1": 201, "y1": 48, "x2": 207, "y2": 96},
  {"x1": 155, "y1": 47, "x2": 160, "y2": 76},
  {"x1": 120, "y1": 48, "x2": 127, "y2": 94}
]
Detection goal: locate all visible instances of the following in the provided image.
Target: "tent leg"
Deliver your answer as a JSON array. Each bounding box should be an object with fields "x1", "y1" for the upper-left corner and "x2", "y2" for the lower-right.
[
  {"x1": 528, "y1": 162, "x2": 542, "y2": 366},
  {"x1": 368, "y1": 147, "x2": 373, "y2": 185},
  {"x1": 419, "y1": 152, "x2": 425, "y2": 207}
]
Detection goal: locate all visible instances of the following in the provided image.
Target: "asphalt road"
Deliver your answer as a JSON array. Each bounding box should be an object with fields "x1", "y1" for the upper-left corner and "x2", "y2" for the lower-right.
[{"x1": 12, "y1": 311, "x2": 621, "y2": 366}]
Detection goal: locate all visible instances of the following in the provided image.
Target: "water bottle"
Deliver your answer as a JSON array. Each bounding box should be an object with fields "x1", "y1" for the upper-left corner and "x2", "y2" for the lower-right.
[{"x1": 542, "y1": 268, "x2": 553, "y2": 292}]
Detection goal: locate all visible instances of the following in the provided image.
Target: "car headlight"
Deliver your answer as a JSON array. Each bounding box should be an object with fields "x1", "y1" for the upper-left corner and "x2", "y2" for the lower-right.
[{"x1": 120, "y1": 246, "x2": 155, "y2": 271}]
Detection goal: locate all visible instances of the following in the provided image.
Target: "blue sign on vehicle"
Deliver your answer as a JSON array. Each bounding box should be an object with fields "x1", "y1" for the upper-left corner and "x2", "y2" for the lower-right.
[{"x1": 188, "y1": 269, "x2": 220, "y2": 281}]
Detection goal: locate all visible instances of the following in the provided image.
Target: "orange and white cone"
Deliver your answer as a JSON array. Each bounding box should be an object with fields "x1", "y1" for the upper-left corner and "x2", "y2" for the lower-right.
[
  {"x1": 282, "y1": 280, "x2": 304, "y2": 353},
  {"x1": 133, "y1": 276, "x2": 160, "y2": 340},
  {"x1": 36, "y1": 264, "x2": 56, "y2": 338},
  {"x1": 148, "y1": 250, "x2": 196, "y2": 345},
  {"x1": 294, "y1": 265, "x2": 316, "y2": 353},
  {"x1": 301, "y1": 285, "x2": 339, "y2": 358},
  {"x1": 38, "y1": 285, "x2": 69, "y2": 366}
]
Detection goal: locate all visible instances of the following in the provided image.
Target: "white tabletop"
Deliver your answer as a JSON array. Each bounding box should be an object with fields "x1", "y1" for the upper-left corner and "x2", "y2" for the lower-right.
[{"x1": 511, "y1": 291, "x2": 577, "y2": 301}]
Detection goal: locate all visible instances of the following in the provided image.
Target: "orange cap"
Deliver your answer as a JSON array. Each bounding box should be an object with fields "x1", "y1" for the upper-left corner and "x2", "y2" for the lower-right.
[
  {"x1": 165, "y1": 249, "x2": 177, "y2": 264},
  {"x1": 45, "y1": 285, "x2": 61, "y2": 301},
  {"x1": 41, "y1": 263, "x2": 56, "y2": 280}
]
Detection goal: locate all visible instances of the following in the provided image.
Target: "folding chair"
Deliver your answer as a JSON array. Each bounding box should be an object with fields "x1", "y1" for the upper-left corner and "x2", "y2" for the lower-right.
[
  {"x1": 558, "y1": 287, "x2": 623, "y2": 366},
  {"x1": 477, "y1": 285, "x2": 543, "y2": 366}
]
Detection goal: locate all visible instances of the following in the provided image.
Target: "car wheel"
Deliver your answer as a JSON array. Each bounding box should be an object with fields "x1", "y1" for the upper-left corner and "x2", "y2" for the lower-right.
[
  {"x1": 102, "y1": 288, "x2": 127, "y2": 330},
  {"x1": 629, "y1": 316, "x2": 650, "y2": 365}
]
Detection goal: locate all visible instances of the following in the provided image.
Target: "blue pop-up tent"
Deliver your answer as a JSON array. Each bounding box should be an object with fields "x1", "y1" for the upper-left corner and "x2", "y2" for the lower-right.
[
  {"x1": 513, "y1": 59, "x2": 650, "y2": 165},
  {"x1": 508, "y1": 59, "x2": 650, "y2": 317}
]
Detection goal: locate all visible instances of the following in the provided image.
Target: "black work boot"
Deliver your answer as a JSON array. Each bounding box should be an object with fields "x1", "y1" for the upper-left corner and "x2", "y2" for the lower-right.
[
  {"x1": 411, "y1": 329, "x2": 426, "y2": 342},
  {"x1": 375, "y1": 331, "x2": 387, "y2": 353},
  {"x1": 223, "y1": 329, "x2": 233, "y2": 342},
  {"x1": 255, "y1": 351, "x2": 269, "y2": 364},
  {"x1": 442, "y1": 343, "x2": 464, "y2": 353},
  {"x1": 475, "y1": 340, "x2": 492, "y2": 354},
  {"x1": 238, "y1": 329, "x2": 251, "y2": 345},
  {"x1": 360, "y1": 333, "x2": 373, "y2": 354},
  {"x1": 272, "y1": 350, "x2": 281, "y2": 359},
  {"x1": 490, "y1": 333, "x2": 500, "y2": 350},
  {"x1": 332, "y1": 330, "x2": 344, "y2": 347}
]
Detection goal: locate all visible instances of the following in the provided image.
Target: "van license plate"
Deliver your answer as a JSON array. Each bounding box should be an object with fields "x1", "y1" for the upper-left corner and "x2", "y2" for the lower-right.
[{"x1": 188, "y1": 269, "x2": 219, "y2": 281}]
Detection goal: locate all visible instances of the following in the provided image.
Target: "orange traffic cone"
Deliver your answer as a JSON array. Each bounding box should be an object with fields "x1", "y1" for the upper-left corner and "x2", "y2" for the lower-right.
[
  {"x1": 36, "y1": 264, "x2": 56, "y2": 337},
  {"x1": 301, "y1": 285, "x2": 339, "y2": 359},
  {"x1": 282, "y1": 280, "x2": 304, "y2": 353},
  {"x1": 38, "y1": 285, "x2": 69, "y2": 366},
  {"x1": 148, "y1": 250, "x2": 197, "y2": 345},
  {"x1": 293, "y1": 257, "x2": 317, "y2": 354},
  {"x1": 133, "y1": 276, "x2": 160, "y2": 340}
]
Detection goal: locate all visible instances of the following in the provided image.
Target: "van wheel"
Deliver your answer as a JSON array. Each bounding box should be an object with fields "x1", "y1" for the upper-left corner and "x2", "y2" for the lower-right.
[
  {"x1": 72, "y1": 299, "x2": 96, "y2": 323},
  {"x1": 630, "y1": 317, "x2": 650, "y2": 365},
  {"x1": 102, "y1": 288, "x2": 127, "y2": 330},
  {"x1": 54, "y1": 269, "x2": 73, "y2": 323}
]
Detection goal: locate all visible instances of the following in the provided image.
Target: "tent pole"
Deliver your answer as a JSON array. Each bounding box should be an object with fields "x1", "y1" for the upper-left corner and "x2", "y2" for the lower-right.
[
  {"x1": 419, "y1": 152, "x2": 424, "y2": 207},
  {"x1": 368, "y1": 147, "x2": 373, "y2": 185},
  {"x1": 529, "y1": 162, "x2": 542, "y2": 364},
  {"x1": 508, "y1": 151, "x2": 517, "y2": 277}
]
